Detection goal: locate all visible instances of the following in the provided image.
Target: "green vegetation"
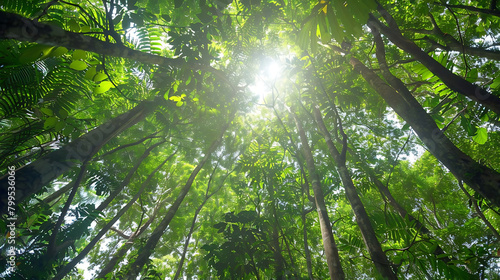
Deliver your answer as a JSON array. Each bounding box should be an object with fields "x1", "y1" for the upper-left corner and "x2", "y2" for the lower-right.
[{"x1": 0, "y1": 0, "x2": 499, "y2": 279}]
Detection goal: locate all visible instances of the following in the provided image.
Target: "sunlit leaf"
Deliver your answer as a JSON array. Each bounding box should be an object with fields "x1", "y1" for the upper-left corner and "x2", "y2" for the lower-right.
[
  {"x1": 472, "y1": 127, "x2": 488, "y2": 144},
  {"x1": 70, "y1": 61, "x2": 88, "y2": 71}
]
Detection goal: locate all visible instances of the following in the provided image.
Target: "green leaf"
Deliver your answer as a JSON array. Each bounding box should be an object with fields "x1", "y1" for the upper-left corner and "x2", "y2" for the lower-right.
[
  {"x1": 472, "y1": 127, "x2": 488, "y2": 144},
  {"x1": 67, "y1": 19, "x2": 80, "y2": 32},
  {"x1": 58, "y1": 109, "x2": 69, "y2": 119},
  {"x1": 70, "y1": 61, "x2": 88, "y2": 71},
  {"x1": 44, "y1": 117, "x2": 58, "y2": 129},
  {"x1": 318, "y1": 14, "x2": 331, "y2": 44},
  {"x1": 327, "y1": 4, "x2": 344, "y2": 42},
  {"x1": 72, "y1": 49, "x2": 87, "y2": 60},
  {"x1": 93, "y1": 81, "x2": 114, "y2": 94},
  {"x1": 20, "y1": 45, "x2": 54, "y2": 64},
  {"x1": 161, "y1": 14, "x2": 171, "y2": 22},
  {"x1": 169, "y1": 95, "x2": 183, "y2": 102},
  {"x1": 196, "y1": 13, "x2": 213, "y2": 24},
  {"x1": 85, "y1": 66, "x2": 97, "y2": 80},
  {"x1": 49, "y1": 47, "x2": 68, "y2": 57},
  {"x1": 176, "y1": 101, "x2": 184, "y2": 107},
  {"x1": 54, "y1": 121, "x2": 66, "y2": 132},
  {"x1": 40, "y1": 108, "x2": 53, "y2": 116},
  {"x1": 80, "y1": 25, "x2": 91, "y2": 33},
  {"x1": 466, "y1": 68, "x2": 478, "y2": 83},
  {"x1": 93, "y1": 72, "x2": 108, "y2": 82}
]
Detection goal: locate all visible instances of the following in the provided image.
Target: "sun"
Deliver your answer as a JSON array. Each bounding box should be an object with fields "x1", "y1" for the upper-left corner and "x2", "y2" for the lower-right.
[{"x1": 249, "y1": 58, "x2": 284, "y2": 103}]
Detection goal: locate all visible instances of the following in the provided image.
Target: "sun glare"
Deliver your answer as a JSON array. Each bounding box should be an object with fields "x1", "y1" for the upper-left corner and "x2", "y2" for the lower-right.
[{"x1": 249, "y1": 59, "x2": 284, "y2": 103}]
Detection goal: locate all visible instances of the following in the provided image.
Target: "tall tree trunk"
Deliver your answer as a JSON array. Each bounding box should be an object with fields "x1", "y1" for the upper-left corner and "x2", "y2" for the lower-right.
[
  {"x1": 0, "y1": 99, "x2": 158, "y2": 215},
  {"x1": 267, "y1": 176, "x2": 286, "y2": 279},
  {"x1": 301, "y1": 204, "x2": 315, "y2": 280},
  {"x1": 312, "y1": 106, "x2": 398, "y2": 280},
  {"x1": 38, "y1": 133, "x2": 159, "y2": 207},
  {"x1": 124, "y1": 121, "x2": 231, "y2": 279},
  {"x1": 367, "y1": 9, "x2": 500, "y2": 115},
  {"x1": 291, "y1": 109, "x2": 345, "y2": 280},
  {"x1": 280, "y1": 226, "x2": 300, "y2": 279},
  {"x1": 52, "y1": 151, "x2": 172, "y2": 280},
  {"x1": 96, "y1": 200, "x2": 163, "y2": 279},
  {"x1": 344, "y1": 54, "x2": 500, "y2": 209}
]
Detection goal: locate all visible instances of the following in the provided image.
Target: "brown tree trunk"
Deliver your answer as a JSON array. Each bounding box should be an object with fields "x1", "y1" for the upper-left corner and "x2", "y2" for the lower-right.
[
  {"x1": 0, "y1": 11, "x2": 227, "y2": 81},
  {"x1": 0, "y1": 99, "x2": 158, "y2": 215},
  {"x1": 313, "y1": 106, "x2": 398, "y2": 280},
  {"x1": 302, "y1": 205, "x2": 315, "y2": 280},
  {"x1": 417, "y1": 13, "x2": 500, "y2": 61},
  {"x1": 291, "y1": 109, "x2": 345, "y2": 280},
  {"x1": 124, "y1": 121, "x2": 230, "y2": 279},
  {"x1": 367, "y1": 10, "x2": 500, "y2": 115},
  {"x1": 347, "y1": 55, "x2": 500, "y2": 209}
]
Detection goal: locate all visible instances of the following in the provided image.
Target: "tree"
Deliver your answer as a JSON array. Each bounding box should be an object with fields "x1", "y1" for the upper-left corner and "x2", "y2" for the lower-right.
[{"x1": 1, "y1": 0, "x2": 499, "y2": 279}]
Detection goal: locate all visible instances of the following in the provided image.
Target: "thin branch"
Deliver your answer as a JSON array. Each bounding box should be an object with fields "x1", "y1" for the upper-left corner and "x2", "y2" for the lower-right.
[{"x1": 458, "y1": 181, "x2": 500, "y2": 240}]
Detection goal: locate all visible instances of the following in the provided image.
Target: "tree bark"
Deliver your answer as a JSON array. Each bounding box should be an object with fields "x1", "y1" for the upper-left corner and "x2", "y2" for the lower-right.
[
  {"x1": 291, "y1": 109, "x2": 345, "y2": 280},
  {"x1": 347, "y1": 55, "x2": 500, "y2": 209},
  {"x1": 367, "y1": 12, "x2": 500, "y2": 115},
  {"x1": 124, "y1": 120, "x2": 231, "y2": 279},
  {"x1": 301, "y1": 205, "x2": 314, "y2": 280},
  {"x1": 0, "y1": 99, "x2": 158, "y2": 215},
  {"x1": 0, "y1": 11, "x2": 228, "y2": 82},
  {"x1": 433, "y1": 2, "x2": 500, "y2": 17},
  {"x1": 312, "y1": 106, "x2": 398, "y2": 280}
]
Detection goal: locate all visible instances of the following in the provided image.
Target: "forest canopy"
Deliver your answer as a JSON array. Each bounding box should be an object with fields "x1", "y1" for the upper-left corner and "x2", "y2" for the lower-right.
[{"x1": 0, "y1": 0, "x2": 500, "y2": 279}]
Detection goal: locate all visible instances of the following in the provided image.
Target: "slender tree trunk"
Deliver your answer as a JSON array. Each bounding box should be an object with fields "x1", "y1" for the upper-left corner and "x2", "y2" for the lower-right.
[
  {"x1": 124, "y1": 121, "x2": 231, "y2": 279},
  {"x1": 313, "y1": 106, "x2": 398, "y2": 280},
  {"x1": 173, "y1": 166, "x2": 229, "y2": 280},
  {"x1": 267, "y1": 177, "x2": 286, "y2": 279},
  {"x1": 345, "y1": 55, "x2": 500, "y2": 209},
  {"x1": 42, "y1": 182, "x2": 73, "y2": 205},
  {"x1": 302, "y1": 207, "x2": 314, "y2": 280},
  {"x1": 0, "y1": 99, "x2": 158, "y2": 215},
  {"x1": 47, "y1": 162, "x2": 89, "y2": 258},
  {"x1": 52, "y1": 152, "x2": 172, "y2": 280},
  {"x1": 360, "y1": 159, "x2": 452, "y2": 262},
  {"x1": 367, "y1": 10, "x2": 500, "y2": 115},
  {"x1": 280, "y1": 226, "x2": 300, "y2": 279},
  {"x1": 291, "y1": 109, "x2": 345, "y2": 280},
  {"x1": 96, "y1": 201, "x2": 163, "y2": 279},
  {"x1": 458, "y1": 181, "x2": 500, "y2": 240},
  {"x1": 173, "y1": 204, "x2": 203, "y2": 280},
  {"x1": 38, "y1": 133, "x2": 159, "y2": 207}
]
